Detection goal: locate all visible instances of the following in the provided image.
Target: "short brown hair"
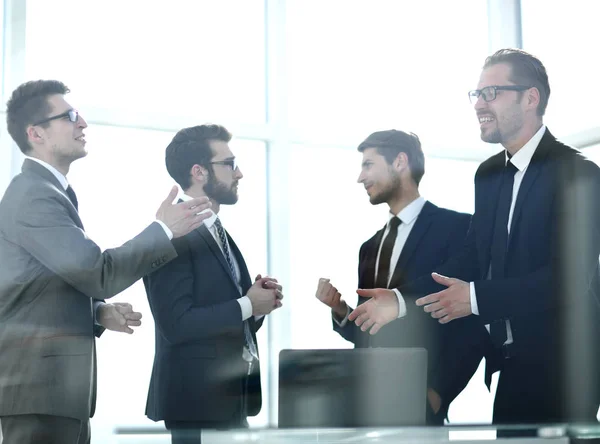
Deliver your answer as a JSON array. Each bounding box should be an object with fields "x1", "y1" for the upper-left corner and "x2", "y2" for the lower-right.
[
  {"x1": 358, "y1": 129, "x2": 425, "y2": 186},
  {"x1": 6, "y1": 80, "x2": 70, "y2": 154},
  {"x1": 165, "y1": 124, "x2": 232, "y2": 190},
  {"x1": 483, "y1": 48, "x2": 550, "y2": 116}
]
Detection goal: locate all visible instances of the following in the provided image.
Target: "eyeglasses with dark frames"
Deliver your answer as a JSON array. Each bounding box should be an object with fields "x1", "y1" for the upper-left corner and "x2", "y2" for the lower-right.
[
  {"x1": 210, "y1": 159, "x2": 238, "y2": 171},
  {"x1": 468, "y1": 85, "x2": 531, "y2": 104},
  {"x1": 33, "y1": 109, "x2": 79, "y2": 126}
]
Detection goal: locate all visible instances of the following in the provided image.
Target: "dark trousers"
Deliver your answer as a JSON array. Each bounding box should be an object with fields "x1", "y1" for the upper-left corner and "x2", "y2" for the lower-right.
[
  {"x1": 493, "y1": 355, "x2": 599, "y2": 425},
  {"x1": 165, "y1": 417, "x2": 248, "y2": 444},
  {"x1": 0, "y1": 414, "x2": 90, "y2": 444}
]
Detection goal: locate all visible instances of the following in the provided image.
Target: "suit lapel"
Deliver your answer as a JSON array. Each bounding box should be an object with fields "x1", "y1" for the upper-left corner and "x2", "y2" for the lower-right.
[
  {"x1": 388, "y1": 201, "x2": 434, "y2": 288},
  {"x1": 192, "y1": 225, "x2": 240, "y2": 292},
  {"x1": 507, "y1": 131, "x2": 553, "y2": 247},
  {"x1": 22, "y1": 159, "x2": 84, "y2": 229},
  {"x1": 362, "y1": 227, "x2": 386, "y2": 289},
  {"x1": 480, "y1": 153, "x2": 507, "y2": 273},
  {"x1": 228, "y1": 234, "x2": 252, "y2": 294}
]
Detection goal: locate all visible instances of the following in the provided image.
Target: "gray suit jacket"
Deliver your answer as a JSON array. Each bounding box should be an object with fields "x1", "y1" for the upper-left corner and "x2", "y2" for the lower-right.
[{"x1": 0, "y1": 159, "x2": 177, "y2": 421}]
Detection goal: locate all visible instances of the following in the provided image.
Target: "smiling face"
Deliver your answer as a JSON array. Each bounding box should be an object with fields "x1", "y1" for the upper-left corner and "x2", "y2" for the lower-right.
[
  {"x1": 474, "y1": 63, "x2": 529, "y2": 146},
  {"x1": 27, "y1": 94, "x2": 88, "y2": 167},
  {"x1": 475, "y1": 63, "x2": 540, "y2": 146},
  {"x1": 357, "y1": 147, "x2": 401, "y2": 206}
]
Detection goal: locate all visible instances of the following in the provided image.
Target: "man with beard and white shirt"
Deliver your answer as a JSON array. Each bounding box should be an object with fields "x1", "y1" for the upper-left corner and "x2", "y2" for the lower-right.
[{"x1": 143, "y1": 124, "x2": 283, "y2": 444}]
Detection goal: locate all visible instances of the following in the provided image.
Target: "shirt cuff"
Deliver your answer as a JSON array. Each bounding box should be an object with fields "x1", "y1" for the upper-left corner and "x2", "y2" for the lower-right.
[
  {"x1": 238, "y1": 296, "x2": 253, "y2": 321},
  {"x1": 93, "y1": 301, "x2": 105, "y2": 326},
  {"x1": 333, "y1": 304, "x2": 351, "y2": 327},
  {"x1": 155, "y1": 220, "x2": 173, "y2": 240},
  {"x1": 392, "y1": 289, "x2": 407, "y2": 318},
  {"x1": 470, "y1": 282, "x2": 479, "y2": 315}
]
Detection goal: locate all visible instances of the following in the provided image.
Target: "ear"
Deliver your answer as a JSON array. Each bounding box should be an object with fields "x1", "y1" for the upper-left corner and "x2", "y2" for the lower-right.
[
  {"x1": 26, "y1": 125, "x2": 45, "y2": 146},
  {"x1": 190, "y1": 164, "x2": 209, "y2": 182},
  {"x1": 393, "y1": 152, "x2": 409, "y2": 171},
  {"x1": 526, "y1": 87, "x2": 541, "y2": 112}
]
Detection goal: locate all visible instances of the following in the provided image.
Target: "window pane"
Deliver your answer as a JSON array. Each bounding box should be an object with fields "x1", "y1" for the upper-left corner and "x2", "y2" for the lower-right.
[
  {"x1": 583, "y1": 144, "x2": 600, "y2": 167},
  {"x1": 521, "y1": 0, "x2": 600, "y2": 136},
  {"x1": 66, "y1": 126, "x2": 268, "y2": 433},
  {"x1": 420, "y1": 157, "x2": 479, "y2": 215},
  {"x1": 25, "y1": 0, "x2": 266, "y2": 124},
  {"x1": 286, "y1": 0, "x2": 489, "y2": 157}
]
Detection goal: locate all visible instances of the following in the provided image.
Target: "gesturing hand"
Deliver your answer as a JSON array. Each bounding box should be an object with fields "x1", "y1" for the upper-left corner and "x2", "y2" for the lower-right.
[
  {"x1": 347, "y1": 288, "x2": 398, "y2": 334},
  {"x1": 97, "y1": 302, "x2": 142, "y2": 334},
  {"x1": 156, "y1": 186, "x2": 212, "y2": 238},
  {"x1": 416, "y1": 273, "x2": 472, "y2": 323}
]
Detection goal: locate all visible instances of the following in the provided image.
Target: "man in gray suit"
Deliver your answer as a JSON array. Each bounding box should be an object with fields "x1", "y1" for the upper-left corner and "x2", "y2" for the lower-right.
[{"x1": 0, "y1": 80, "x2": 212, "y2": 444}]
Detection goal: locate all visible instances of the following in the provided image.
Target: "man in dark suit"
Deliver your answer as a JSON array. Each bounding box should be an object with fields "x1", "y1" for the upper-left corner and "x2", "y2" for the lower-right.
[
  {"x1": 143, "y1": 124, "x2": 283, "y2": 444},
  {"x1": 316, "y1": 130, "x2": 485, "y2": 423},
  {"x1": 0, "y1": 81, "x2": 211, "y2": 444},
  {"x1": 349, "y1": 49, "x2": 600, "y2": 424}
]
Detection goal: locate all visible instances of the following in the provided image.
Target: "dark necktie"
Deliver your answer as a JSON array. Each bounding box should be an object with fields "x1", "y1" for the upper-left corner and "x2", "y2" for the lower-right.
[
  {"x1": 489, "y1": 160, "x2": 518, "y2": 347},
  {"x1": 66, "y1": 185, "x2": 79, "y2": 211},
  {"x1": 213, "y1": 217, "x2": 258, "y2": 360},
  {"x1": 375, "y1": 217, "x2": 401, "y2": 289}
]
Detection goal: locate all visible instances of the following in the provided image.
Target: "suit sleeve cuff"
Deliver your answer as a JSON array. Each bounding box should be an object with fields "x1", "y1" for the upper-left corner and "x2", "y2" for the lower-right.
[
  {"x1": 333, "y1": 304, "x2": 351, "y2": 327},
  {"x1": 470, "y1": 282, "x2": 479, "y2": 315},
  {"x1": 93, "y1": 301, "x2": 105, "y2": 326},
  {"x1": 392, "y1": 288, "x2": 407, "y2": 318},
  {"x1": 238, "y1": 296, "x2": 253, "y2": 321},
  {"x1": 155, "y1": 220, "x2": 173, "y2": 240}
]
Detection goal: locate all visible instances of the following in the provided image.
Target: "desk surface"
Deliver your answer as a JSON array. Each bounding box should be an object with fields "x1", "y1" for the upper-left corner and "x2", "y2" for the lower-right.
[{"x1": 114, "y1": 423, "x2": 600, "y2": 443}]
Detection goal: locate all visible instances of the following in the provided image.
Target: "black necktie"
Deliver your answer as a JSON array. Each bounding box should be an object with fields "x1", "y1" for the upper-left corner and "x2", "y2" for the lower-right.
[
  {"x1": 489, "y1": 160, "x2": 518, "y2": 347},
  {"x1": 66, "y1": 185, "x2": 79, "y2": 211},
  {"x1": 375, "y1": 217, "x2": 401, "y2": 288}
]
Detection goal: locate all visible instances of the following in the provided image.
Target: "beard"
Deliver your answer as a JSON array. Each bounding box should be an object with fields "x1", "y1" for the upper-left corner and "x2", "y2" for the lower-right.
[
  {"x1": 205, "y1": 175, "x2": 238, "y2": 205},
  {"x1": 369, "y1": 173, "x2": 401, "y2": 206},
  {"x1": 481, "y1": 127, "x2": 503, "y2": 144}
]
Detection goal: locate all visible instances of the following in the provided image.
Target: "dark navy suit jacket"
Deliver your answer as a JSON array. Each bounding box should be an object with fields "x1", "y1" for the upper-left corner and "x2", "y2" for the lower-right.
[
  {"x1": 334, "y1": 201, "x2": 485, "y2": 414},
  {"x1": 143, "y1": 223, "x2": 262, "y2": 423}
]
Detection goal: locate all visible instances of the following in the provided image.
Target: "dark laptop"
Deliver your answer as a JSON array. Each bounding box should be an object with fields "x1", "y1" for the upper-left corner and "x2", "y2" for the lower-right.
[{"x1": 278, "y1": 348, "x2": 428, "y2": 428}]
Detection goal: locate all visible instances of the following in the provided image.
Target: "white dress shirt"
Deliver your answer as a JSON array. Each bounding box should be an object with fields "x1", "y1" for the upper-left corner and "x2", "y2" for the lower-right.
[
  {"x1": 335, "y1": 196, "x2": 427, "y2": 326},
  {"x1": 469, "y1": 125, "x2": 547, "y2": 343}
]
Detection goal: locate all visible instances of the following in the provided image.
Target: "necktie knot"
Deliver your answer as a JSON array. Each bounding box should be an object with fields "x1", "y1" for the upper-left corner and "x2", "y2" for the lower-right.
[
  {"x1": 505, "y1": 160, "x2": 518, "y2": 176},
  {"x1": 389, "y1": 216, "x2": 401, "y2": 230}
]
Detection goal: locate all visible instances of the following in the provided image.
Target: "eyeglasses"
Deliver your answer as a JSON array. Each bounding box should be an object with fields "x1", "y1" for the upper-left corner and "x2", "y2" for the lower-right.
[
  {"x1": 33, "y1": 109, "x2": 79, "y2": 126},
  {"x1": 210, "y1": 159, "x2": 238, "y2": 171},
  {"x1": 468, "y1": 85, "x2": 531, "y2": 104}
]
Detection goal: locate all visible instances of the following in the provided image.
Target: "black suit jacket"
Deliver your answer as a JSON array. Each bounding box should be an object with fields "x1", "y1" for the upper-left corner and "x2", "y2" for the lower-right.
[
  {"x1": 333, "y1": 201, "x2": 485, "y2": 410},
  {"x1": 400, "y1": 129, "x2": 600, "y2": 422},
  {"x1": 143, "y1": 222, "x2": 263, "y2": 423}
]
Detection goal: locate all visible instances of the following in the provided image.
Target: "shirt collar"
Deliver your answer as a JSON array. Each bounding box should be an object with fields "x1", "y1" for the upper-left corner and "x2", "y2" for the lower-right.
[
  {"x1": 506, "y1": 125, "x2": 546, "y2": 172},
  {"x1": 26, "y1": 156, "x2": 69, "y2": 190},
  {"x1": 389, "y1": 196, "x2": 426, "y2": 225},
  {"x1": 182, "y1": 193, "x2": 217, "y2": 228}
]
